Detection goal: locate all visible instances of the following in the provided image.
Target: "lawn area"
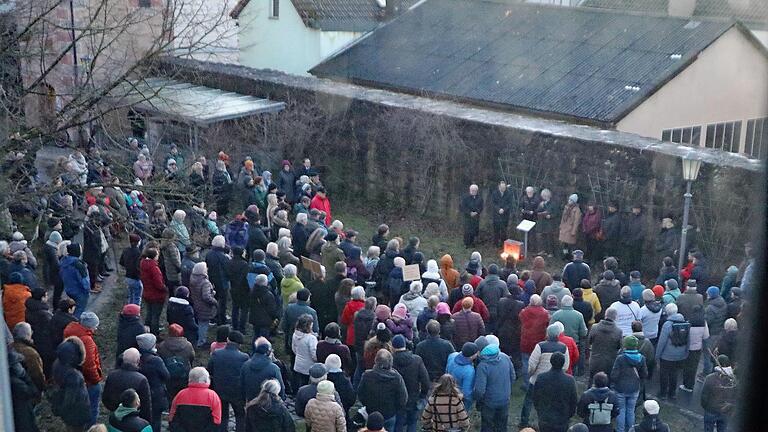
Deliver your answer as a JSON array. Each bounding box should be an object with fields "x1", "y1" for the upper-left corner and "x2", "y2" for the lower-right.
[{"x1": 34, "y1": 206, "x2": 701, "y2": 432}]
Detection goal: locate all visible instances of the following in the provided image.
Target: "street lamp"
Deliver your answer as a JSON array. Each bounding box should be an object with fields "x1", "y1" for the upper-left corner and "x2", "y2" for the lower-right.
[{"x1": 678, "y1": 155, "x2": 702, "y2": 273}]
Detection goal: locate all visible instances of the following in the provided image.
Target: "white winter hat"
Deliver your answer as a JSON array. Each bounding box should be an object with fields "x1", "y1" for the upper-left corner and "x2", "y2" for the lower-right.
[{"x1": 644, "y1": 400, "x2": 660, "y2": 415}]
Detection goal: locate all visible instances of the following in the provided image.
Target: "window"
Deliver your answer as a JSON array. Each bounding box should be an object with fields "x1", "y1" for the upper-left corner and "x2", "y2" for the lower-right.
[
  {"x1": 703, "y1": 120, "x2": 742, "y2": 153},
  {"x1": 138, "y1": 0, "x2": 151, "y2": 7},
  {"x1": 661, "y1": 125, "x2": 701, "y2": 146},
  {"x1": 270, "y1": 0, "x2": 279, "y2": 18},
  {"x1": 745, "y1": 117, "x2": 768, "y2": 159}
]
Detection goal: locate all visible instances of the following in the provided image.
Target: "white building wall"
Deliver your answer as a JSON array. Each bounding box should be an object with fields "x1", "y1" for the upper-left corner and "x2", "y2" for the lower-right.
[
  {"x1": 616, "y1": 27, "x2": 768, "y2": 154},
  {"x1": 173, "y1": 0, "x2": 240, "y2": 64}
]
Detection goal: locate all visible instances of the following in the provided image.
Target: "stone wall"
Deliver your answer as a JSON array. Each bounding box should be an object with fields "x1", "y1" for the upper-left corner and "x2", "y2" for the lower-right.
[{"x1": 152, "y1": 57, "x2": 764, "y2": 272}]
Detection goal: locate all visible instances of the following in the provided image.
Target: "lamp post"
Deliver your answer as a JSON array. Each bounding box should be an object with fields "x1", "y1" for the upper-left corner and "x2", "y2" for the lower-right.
[{"x1": 678, "y1": 155, "x2": 702, "y2": 273}]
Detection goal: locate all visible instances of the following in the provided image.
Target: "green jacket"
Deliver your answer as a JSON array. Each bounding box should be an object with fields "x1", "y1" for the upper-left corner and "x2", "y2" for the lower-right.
[
  {"x1": 551, "y1": 306, "x2": 588, "y2": 343},
  {"x1": 107, "y1": 404, "x2": 152, "y2": 432},
  {"x1": 662, "y1": 288, "x2": 681, "y2": 305},
  {"x1": 281, "y1": 276, "x2": 304, "y2": 306}
]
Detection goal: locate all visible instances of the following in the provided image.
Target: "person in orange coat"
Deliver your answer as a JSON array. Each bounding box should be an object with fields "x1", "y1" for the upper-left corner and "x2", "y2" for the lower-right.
[
  {"x1": 3, "y1": 272, "x2": 31, "y2": 329},
  {"x1": 309, "y1": 187, "x2": 332, "y2": 226},
  {"x1": 63, "y1": 311, "x2": 103, "y2": 425}
]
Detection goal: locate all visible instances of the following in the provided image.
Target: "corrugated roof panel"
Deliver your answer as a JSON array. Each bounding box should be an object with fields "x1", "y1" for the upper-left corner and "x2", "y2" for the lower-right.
[{"x1": 310, "y1": 0, "x2": 734, "y2": 123}]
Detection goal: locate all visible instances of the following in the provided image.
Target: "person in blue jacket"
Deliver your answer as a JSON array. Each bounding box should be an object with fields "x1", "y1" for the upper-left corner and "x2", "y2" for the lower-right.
[
  {"x1": 446, "y1": 342, "x2": 478, "y2": 410},
  {"x1": 655, "y1": 303, "x2": 690, "y2": 401},
  {"x1": 59, "y1": 243, "x2": 91, "y2": 318},
  {"x1": 474, "y1": 340, "x2": 516, "y2": 432}
]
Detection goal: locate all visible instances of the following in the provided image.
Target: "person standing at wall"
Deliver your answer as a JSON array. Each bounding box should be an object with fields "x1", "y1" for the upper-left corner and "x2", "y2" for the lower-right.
[
  {"x1": 460, "y1": 184, "x2": 483, "y2": 248},
  {"x1": 559, "y1": 195, "x2": 582, "y2": 260},
  {"x1": 490, "y1": 181, "x2": 513, "y2": 245}
]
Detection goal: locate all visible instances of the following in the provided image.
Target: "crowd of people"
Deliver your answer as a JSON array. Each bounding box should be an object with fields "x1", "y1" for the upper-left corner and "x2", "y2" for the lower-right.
[{"x1": 0, "y1": 142, "x2": 751, "y2": 432}]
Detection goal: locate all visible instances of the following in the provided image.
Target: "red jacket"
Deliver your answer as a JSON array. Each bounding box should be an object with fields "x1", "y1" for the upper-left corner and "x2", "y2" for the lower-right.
[
  {"x1": 140, "y1": 258, "x2": 167, "y2": 304},
  {"x1": 519, "y1": 305, "x2": 550, "y2": 354},
  {"x1": 451, "y1": 295, "x2": 490, "y2": 322},
  {"x1": 341, "y1": 299, "x2": 365, "y2": 345},
  {"x1": 310, "y1": 194, "x2": 332, "y2": 226},
  {"x1": 170, "y1": 382, "x2": 222, "y2": 427},
  {"x1": 680, "y1": 261, "x2": 695, "y2": 285},
  {"x1": 469, "y1": 275, "x2": 483, "y2": 289},
  {"x1": 63, "y1": 322, "x2": 103, "y2": 385},
  {"x1": 558, "y1": 333, "x2": 579, "y2": 375}
]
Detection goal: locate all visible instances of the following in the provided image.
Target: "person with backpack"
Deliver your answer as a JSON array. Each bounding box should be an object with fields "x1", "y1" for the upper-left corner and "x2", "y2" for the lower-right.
[
  {"x1": 156, "y1": 324, "x2": 195, "y2": 400},
  {"x1": 577, "y1": 372, "x2": 619, "y2": 432},
  {"x1": 701, "y1": 354, "x2": 737, "y2": 432},
  {"x1": 655, "y1": 303, "x2": 690, "y2": 400},
  {"x1": 681, "y1": 304, "x2": 709, "y2": 393},
  {"x1": 610, "y1": 336, "x2": 648, "y2": 432},
  {"x1": 628, "y1": 400, "x2": 670, "y2": 432}
]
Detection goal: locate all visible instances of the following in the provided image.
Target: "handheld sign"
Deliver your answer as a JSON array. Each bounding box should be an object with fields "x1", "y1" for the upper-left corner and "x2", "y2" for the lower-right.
[{"x1": 402, "y1": 264, "x2": 422, "y2": 282}]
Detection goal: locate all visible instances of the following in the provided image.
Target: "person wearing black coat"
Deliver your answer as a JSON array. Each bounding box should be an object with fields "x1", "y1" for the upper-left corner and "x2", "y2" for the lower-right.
[
  {"x1": 9, "y1": 348, "x2": 40, "y2": 432},
  {"x1": 490, "y1": 181, "x2": 514, "y2": 245},
  {"x1": 312, "y1": 268, "x2": 343, "y2": 332},
  {"x1": 166, "y1": 287, "x2": 199, "y2": 346},
  {"x1": 460, "y1": 185, "x2": 484, "y2": 247},
  {"x1": 50, "y1": 336, "x2": 91, "y2": 430},
  {"x1": 82, "y1": 218, "x2": 106, "y2": 290},
  {"x1": 181, "y1": 248, "x2": 201, "y2": 289},
  {"x1": 25, "y1": 289, "x2": 55, "y2": 377},
  {"x1": 246, "y1": 220, "x2": 269, "y2": 260},
  {"x1": 229, "y1": 247, "x2": 251, "y2": 333},
  {"x1": 249, "y1": 274, "x2": 279, "y2": 339},
  {"x1": 392, "y1": 335, "x2": 431, "y2": 432},
  {"x1": 602, "y1": 204, "x2": 622, "y2": 258},
  {"x1": 43, "y1": 233, "x2": 65, "y2": 306},
  {"x1": 577, "y1": 372, "x2": 620, "y2": 432},
  {"x1": 116, "y1": 304, "x2": 146, "y2": 366},
  {"x1": 208, "y1": 332, "x2": 250, "y2": 432},
  {"x1": 240, "y1": 343, "x2": 286, "y2": 402},
  {"x1": 103, "y1": 348, "x2": 153, "y2": 423},
  {"x1": 415, "y1": 321, "x2": 456, "y2": 381},
  {"x1": 244, "y1": 382, "x2": 295, "y2": 432},
  {"x1": 51, "y1": 299, "x2": 78, "y2": 351},
  {"x1": 532, "y1": 352, "x2": 578, "y2": 432},
  {"x1": 205, "y1": 243, "x2": 231, "y2": 325},
  {"x1": 291, "y1": 219, "x2": 310, "y2": 257},
  {"x1": 108, "y1": 389, "x2": 153, "y2": 432},
  {"x1": 137, "y1": 333, "x2": 170, "y2": 432},
  {"x1": 357, "y1": 350, "x2": 408, "y2": 425},
  {"x1": 572, "y1": 289, "x2": 594, "y2": 328},
  {"x1": 325, "y1": 356, "x2": 356, "y2": 412},
  {"x1": 496, "y1": 291, "x2": 524, "y2": 371}
]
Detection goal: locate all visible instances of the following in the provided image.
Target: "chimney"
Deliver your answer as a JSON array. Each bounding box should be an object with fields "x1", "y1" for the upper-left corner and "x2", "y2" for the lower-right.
[{"x1": 667, "y1": 0, "x2": 697, "y2": 17}]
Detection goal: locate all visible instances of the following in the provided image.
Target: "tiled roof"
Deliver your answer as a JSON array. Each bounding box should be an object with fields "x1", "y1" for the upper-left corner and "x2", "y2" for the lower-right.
[
  {"x1": 310, "y1": 0, "x2": 738, "y2": 124},
  {"x1": 231, "y1": 0, "x2": 416, "y2": 31},
  {"x1": 581, "y1": 0, "x2": 768, "y2": 26}
]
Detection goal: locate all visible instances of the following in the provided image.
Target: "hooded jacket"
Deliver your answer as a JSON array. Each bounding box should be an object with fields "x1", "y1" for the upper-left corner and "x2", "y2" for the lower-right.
[
  {"x1": 320, "y1": 241, "x2": 345, "y2": 276},
  {"x1": 638, "y1": 301, "x2": 663, "y2": 339},
  {"x1": 439, "y1": 255, "x2": 460, "y2": 289},
  {"x1": 655, "y1": 313, "x2": 690, "y2": 362},
  {"x1": 422, "y1": 260, "x2": 449, "y2": 300},
  {"x1": 107, "y1": 404, "x2": 152, "y2": 432},
  {"x1": 610, "y1": 350, "x2": 648, "y2": 394},
  {"x1": 705, "y1": 296, "x2": 728, "y2": 335},
  {"x1": 59, "y1": 255, "x2": 90, "y2": 298},
  {"x1": 474, "y1": 344, "x2": 516, "y2": 407},
  {"x1": 116, "y1": 314, "x2": 145, "y2": 359},
  {"x1": 166, "y1": 297, "x2": 199, "y2": 345},
  {"x1": 446, "y1": 352, "x2": 476, "y2": 408},
  {"x1": 3, "y1": 282, "x2": 30, "y2": 330},
  {"x1": 580, "y1": 288, "x2": 602, "y2": 325},
  {"x1": 531, "y1": 256, "x2": 553, "y2": 293},
  {"x1": 358, "y1": 364, "x2": 408, "y2": 419},
  {"x1": 340, "y1": 299, "x2": 365, "y2": 345},
  {"x1": 541, "y1": 282, "x2": 570, "y2": 308},
  {"x1": 51, "y1": 337, "x2": 91, "y2": 427},
  {"x1": 292, "y1": 331, "x2": 318, "y2": 375}
]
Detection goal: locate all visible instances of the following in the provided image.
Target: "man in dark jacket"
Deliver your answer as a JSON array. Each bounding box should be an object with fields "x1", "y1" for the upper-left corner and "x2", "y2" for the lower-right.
[
  {"x1": 50, "y1": 336, "x2": 91, "y2": 430},
  {"x1": 228, "y1": 246, "x2": 251, "y2": 332},
  {"x1": 622, "y1": 205, "x2": 645, "y2": 272},
  {"x1": 51, "y1": 298, "x2": 78, "y2": 350},
  {"x1": 577, "y1": 372, "x2": 619, "y2": 432},
  {"x1": 700, "y1": 354, "x2": 737, "y2": 432},
  {"x1": 611, "y1": 336, "x2": 648, "y2": 432},
  {"x1": 295, "y1": 363, "x2": 343, "y2": 417},
  {"x1": 108, "y1": 389, "x2": 152, "y2": 432},
  {"x1": 208, "y1": 331, "x2": 250, "y2": 432},
  {"x1": 181, "y1": 246, "x2": 201, "y2": 290},
  {"x1": 120, "y1": 233, "x2": 143, "y2": 305},
  {"x1": 25, "y1": 288, "x2": 55, "y2": 377},
  {"x1": 415, "y1": 320, "x2": 455, "y2": 381},
  {"x1": 703, "y1": 286, "x2": 728, "y2": 375},
  {"x1": 533, "y1": 352, "x2": 577, "y2": 432},
  {"x1": 602, "y1": 203, "x2": 622, "y2": 259},
  {"x1": 475, "y1": 264, "x2": 509, "y2": 333},
  {"x1": 246, "y1": 215, "x2": 268, "y2": 259},
  {"x1": 9, "y1": 344, "x2": 40, "y2": 432},
  {"x1": 249, "y1": 274, "x2": 279, "y2": 340},
  {"x1": 103, "y1": 348, "x2": 152, "y2": 423},
  {"x1": 392, "y1": 335, "x2": 431, "y2": 432},
  {"x1": 115, "y1": 304, "x2": 145, "y2": 366},
  {"x1": 490, "y1": 180, "x2": 514, "y2": 245},
  {"x1": 167, "y1": 287, "x2": 199, "y2": 346},
  {"x1": 562, "y1": 250, "x2": 591, "y2": 290},
  {"x1": 676, "y1": 280, "x2": 704, "y2": 321},
  {"x1": 205, "y1": 236, "x2": 231, "y2": 325},
  {"x1": 460, "y1": 184, "x2": 484, "y2": 247},
  {"x1": 358, "y1": 350, "x2": 408, "y2": 431},
  {"x1": 291, "y1": 214, "x2": 310, "y2": 257},
  {"x1": 137, "y1": 333, "x2": 170, "y2": 432},
  {"x1": 352, "y1": 297, "x2": 378, "y2": 384},
  {"x1": 588, "y1": 308, "x2": 623, "y2": 384},
  {"x1": 240, "y1": 341, "x2": 285, "y2": 402},
  {"x1": 312, "y1": 261, "x2": 345, "y2": 332}
]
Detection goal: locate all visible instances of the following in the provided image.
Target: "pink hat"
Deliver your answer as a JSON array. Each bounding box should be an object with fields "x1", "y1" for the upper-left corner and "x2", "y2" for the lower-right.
[
  {"x1": 436, "y1": 302, "x2": 451, "y2": 315},
  {"x1": 392, "y1": 304, "x2": 408, "y2": 320},
  {"x1": 375, "y1": 305, "x2": 391, "y2": 321},
  {"x1": 208, "y1": 211, "x2": 217, "y2": 221}
]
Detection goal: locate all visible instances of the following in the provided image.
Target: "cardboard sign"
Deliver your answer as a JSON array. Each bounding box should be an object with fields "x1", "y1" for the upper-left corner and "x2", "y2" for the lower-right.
[
  {"x1": 301, "y1": 256, "x2": 324, "y2": 278},
  {"x1": 402, "y1": 264, "x2": 422, "y2": 282}
]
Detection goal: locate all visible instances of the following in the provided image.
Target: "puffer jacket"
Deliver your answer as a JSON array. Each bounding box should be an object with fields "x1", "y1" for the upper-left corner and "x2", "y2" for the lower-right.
[
  {"x1": 140, "y1": 258, "x2": 167, "y2": 304},
  {"x1": 60, "y1": 255, "x2": 90, "y2": 299},
  {"x1": 588, "y1": 319, "x2": 623, "y2": 375},
  {"x1": 292, "y1": 331, "x2": 318, "y2": 375},
  {"x1": 446, "y1": 352, "x2": 476, "y2": 408},
  {"x1": 475, "y1": 274, "x2": 508, "y2": 322},
  {"x1": 528, "y1": 339, "x2": 568, "y2": 385},
  {"x1": 3, "y1": 283, "x2": 30, "y2": 331},
  {"x1": 50, "y1": 337, "x2": 91, "y2": 428},
  {"x1": 304, "y1": 393, "x2": 346, "y2": 432},
  {"x1": 189, "y1": 272, "x2": 217, "y2": 321},
  {"x1": 474, "y1": 344, "x2": 516, "y2": 407},
  {"x1": 63, "y1": 322, "x2": 103, "y2": 385},
  {"x1": 520, "y1": 305, "x2": 550, "y2": 354},
  {"x1": 451, "y1": 310, "x2": 485, "y2": 349},
  {"x1": 420, "y1": 392, "x2": 470, "y2": 432}
]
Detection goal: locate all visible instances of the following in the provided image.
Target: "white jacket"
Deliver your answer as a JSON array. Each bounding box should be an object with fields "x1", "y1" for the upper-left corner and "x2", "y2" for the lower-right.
[
  {"x1": 610, "y1": 300, "x2": 642, "y2": 336},
  {"x1": 292, "y1": 331, "x2": 318, "y2": 375}
]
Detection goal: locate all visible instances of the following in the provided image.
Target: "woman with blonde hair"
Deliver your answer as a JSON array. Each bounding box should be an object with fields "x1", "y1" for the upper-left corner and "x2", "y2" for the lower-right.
[{"x1": 421, "y1": 374, "x2": 470, "y2": 431}]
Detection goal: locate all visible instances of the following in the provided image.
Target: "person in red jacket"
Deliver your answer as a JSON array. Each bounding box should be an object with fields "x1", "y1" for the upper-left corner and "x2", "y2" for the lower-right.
[
  {"x1": 309, "y1": 186, "x2": 332, "y2": 226},
  {"x1": 140, "y1": 248, "x2": 168, "y2": 335},
  {"x1": 63, "y1": 311, "x2": 103, "y2": 426},
  {"x1": 519, "y1": 294, "x2": 550, "y2": 388},
  {"x1": 340, "y1": 286, "x2": 366, "y2": 346},
  {"x1": 169, "y1": 367, "x2": 222, "y2": 431},
  {"x1": 450, "y1": 284, "x2": 490, "y2": 322},
  {"x1": 552, "y1": 321, "x2": 579, "y2": 376}
]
